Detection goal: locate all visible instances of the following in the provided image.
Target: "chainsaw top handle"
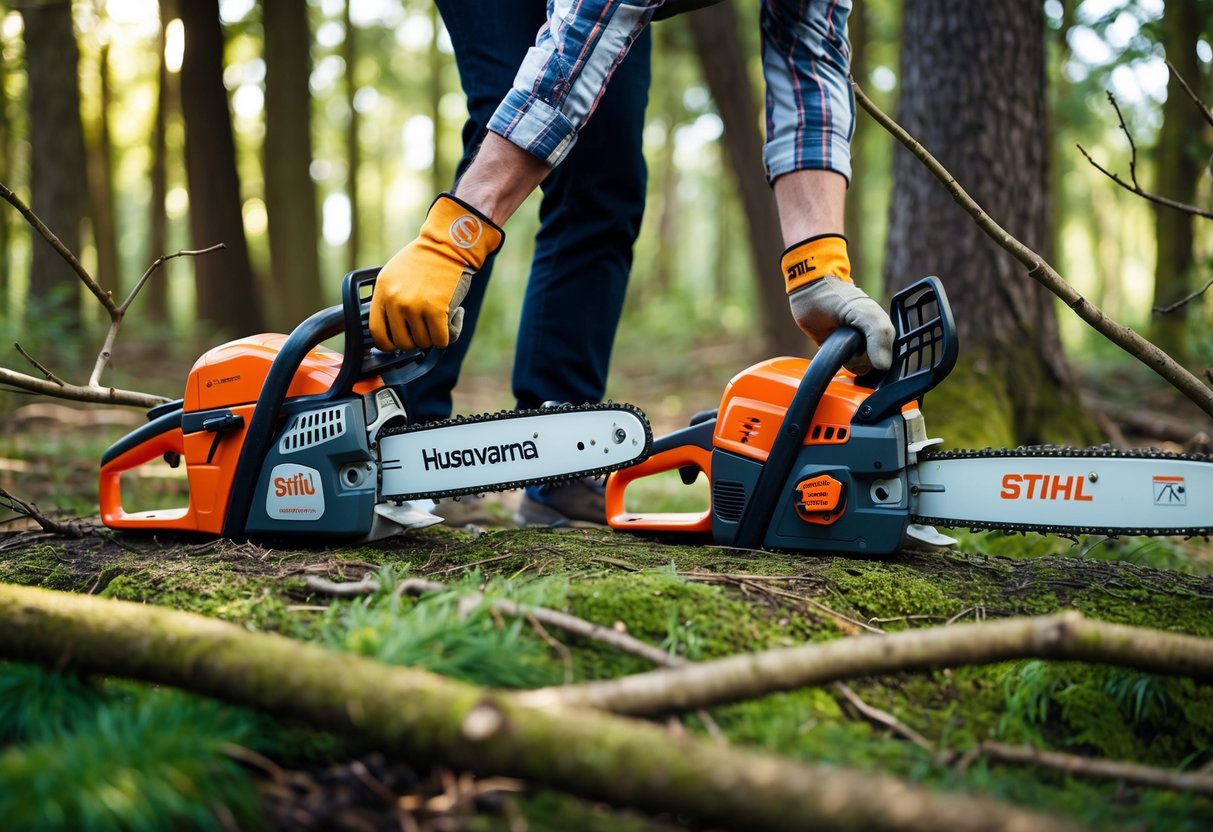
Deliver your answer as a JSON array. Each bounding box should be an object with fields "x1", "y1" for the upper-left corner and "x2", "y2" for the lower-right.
[
  {"x1": 730, "y1": 276, "x2": 956, "y2": 549},
  {"x1": 220, "y1": 267, "x2": 440, "y2": 538}
]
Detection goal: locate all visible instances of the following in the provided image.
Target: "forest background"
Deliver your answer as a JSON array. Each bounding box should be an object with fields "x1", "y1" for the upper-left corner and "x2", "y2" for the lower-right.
[
  {"x1": 0, "y1": 0, "x2": 1210, "y2": 473},
  {"x1": 2, "y1": 3, "x2": 1213, "y2": 830}
]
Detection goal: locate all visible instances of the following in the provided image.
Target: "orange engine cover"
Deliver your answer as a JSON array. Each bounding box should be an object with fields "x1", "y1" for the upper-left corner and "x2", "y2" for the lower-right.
[
  {"x1": 713, "y1": 357, "x2": 870, "y2": 462},
  {"x1": 184, "y1": 334, "x2": 348, "y2": 412}
]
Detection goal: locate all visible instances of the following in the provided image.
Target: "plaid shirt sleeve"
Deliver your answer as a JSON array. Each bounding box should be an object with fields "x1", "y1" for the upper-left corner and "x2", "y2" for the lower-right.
[
  {"x1": 760, "y1": 0, "x2": 855, "y2": 183},
  {"x1": 487, "y1": 0, "x2": 661, "y2": 167}
]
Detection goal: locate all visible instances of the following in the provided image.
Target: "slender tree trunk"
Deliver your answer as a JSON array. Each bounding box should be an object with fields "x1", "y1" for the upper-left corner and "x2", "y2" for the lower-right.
[
  {"x1": 343, "y1": 0, "x2": 360, "y2": 273},
  {"x1": 651, "y1": 21, "x2": 681, "y2": 300},
  {"x1": 179, "y1": 0, "x2": 264, "y2": 335},
  {"x1": 85, "y1": 38, "x2": 120, "y2": 299},
  {"x1": 884, "y1": 0, "x2": 1094, "y2": 445},
  {"x1": 1148, "y1": 0, "x2": 1202, "y2": 360},
  {"x1": 0, "y1": 38, "x2": 10, "y2": 317},
  {"x1": 262, "y1": 0, "x2": 322, "y2": 328},
  {"x1": 20, "y1": 0, "x2": 88, "y2": 337},
  {"x1": 687, "y1": 3, "x2": 802, "y2": 357},
  {"x1": 146, "y1": 2, "x2": 174, "y2": 324}
]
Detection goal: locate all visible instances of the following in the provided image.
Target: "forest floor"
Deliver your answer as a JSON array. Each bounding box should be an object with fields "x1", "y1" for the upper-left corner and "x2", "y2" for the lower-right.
[{"x1": 2, "y1": 335, "x2": 1213, "y2": 829}]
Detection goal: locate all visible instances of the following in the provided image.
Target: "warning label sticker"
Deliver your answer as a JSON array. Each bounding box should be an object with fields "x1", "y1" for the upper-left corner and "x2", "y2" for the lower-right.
[{"x1": 1153, "y1": 476, "x2": 1187, "y2": 507}]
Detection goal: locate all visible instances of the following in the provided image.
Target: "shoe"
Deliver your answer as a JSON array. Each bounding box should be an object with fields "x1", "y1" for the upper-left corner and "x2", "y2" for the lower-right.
[
  {"x1": 514, "y1": 477, "x2": 606, "y2": 528},
  {"x1": 432, "y1": 494, "x2": 499, "y2": 527}
]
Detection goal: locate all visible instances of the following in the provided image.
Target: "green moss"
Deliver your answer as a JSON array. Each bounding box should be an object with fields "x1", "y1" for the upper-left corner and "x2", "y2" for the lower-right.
[
  {"x1": 98, "y1": 557, "x2": 289, "y2": 631},
  {"x1": 0, "y1": 545, "x2": 88, "y2": 592},
  {"x1": 820, "y1": 557, "x2": 978, "y2": 623}
]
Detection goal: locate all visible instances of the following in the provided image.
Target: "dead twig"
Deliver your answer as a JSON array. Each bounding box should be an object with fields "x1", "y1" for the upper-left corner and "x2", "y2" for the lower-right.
[
  {"x1": 971, "y1": 741, "x2": 1213, "y2": 798},
  {"x1": 0, "y1": 488, "x2": 85, "y2": 538},
  {"x1": 1153, "y1": 277, "x2": 1213, "y2": 314},
  {"x1": 304, "y1": 574, "x2": 682, "y2": 668},
  {"x1": 833, "y1": 682, "x2": 934, "y2": 753},
  {"x1": 521, "y1": 611, "x2": 1213, "y2": 717},
  {"x1": 851, "y1": 81, "x2": 1213, "y2": 420},
  {"x1": 14, "y1": 343, "x2": 65, "y2": 386},
  {"x1": 0, "y1": 175, "x2": 223, "y2": 408},
  {"x1": 1166, "y1": 59, "x2": 1213, "y2": 132}
]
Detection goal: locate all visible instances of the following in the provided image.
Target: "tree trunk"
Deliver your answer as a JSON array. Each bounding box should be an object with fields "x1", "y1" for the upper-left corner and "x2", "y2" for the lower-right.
[
  {"x1": 428, "y1": 3, "x2": 448, "y2": 199},
  {"x1": 687, "y1": 3, "x2": 803, "y2": 357},
  {"x1": 262, "y1": 0, "x2": 322, "y2": 328},
  {"x1": 145, "y1": 1, "x2": 174, "y2": 325},
  {"x1": 343, "y1": 0, "x2": 360, "y2": 273},
  {"x1": 179, "y1": 0, "x2": 264, "y2": 335},
  {"x1": 0, "y1": 37, "x2": 10, "y2": 317},
  {"x1": 20, "y1": 0, "x2": 88, "y2": 337},
  {"x1": 884, "y1": 0, "x2": 1094, "y2": 446},
  {"x1": 85, "y1": 39, "x2": 120, "y2": 300},
  {"x1": 1148, "y1": 0, "x2": 1203, "y2": 360},
  {"x1": 0, "y1": 582, "x2": 1080, "y2": 832}
]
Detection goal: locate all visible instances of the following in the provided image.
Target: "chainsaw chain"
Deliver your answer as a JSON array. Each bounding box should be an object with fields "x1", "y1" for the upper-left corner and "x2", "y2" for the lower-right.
[
  {"x1": 375, "y1": 402, "x2": 653, "y2": 502},
  {"x1": 912, "y1": 445, "x2": 1213, "y2": 538}
]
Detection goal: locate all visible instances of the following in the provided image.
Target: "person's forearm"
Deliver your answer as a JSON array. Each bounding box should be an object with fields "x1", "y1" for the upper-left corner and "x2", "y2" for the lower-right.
[
  {"x1": 453, "y1": 133, "x2": 551, "y2": 226},
  {"x1": 772, "y1": 169, "x2": 847, "y2": 247}
]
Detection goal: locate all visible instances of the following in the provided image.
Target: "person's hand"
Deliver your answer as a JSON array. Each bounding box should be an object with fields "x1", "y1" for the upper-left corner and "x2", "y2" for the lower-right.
[
  {"x1": 369, "y1": 194, "x2": 504, "y2": 352},
  {"x1": 783, "y1": 235, "x2": 895, "y2": 374}
]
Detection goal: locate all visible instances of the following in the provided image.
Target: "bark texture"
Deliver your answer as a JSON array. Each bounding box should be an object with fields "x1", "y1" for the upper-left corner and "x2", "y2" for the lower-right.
[
  {"x1": 263, "y1": 0, "x2": 323, "y2": 329},
  {"x1": 179, "y1": 0, "x2": 264, "y2": 334},
  {"x1": 687, "y1": 3, "x2": 804, "y2": 357},
  {"x1": 884, "y1": 1, "x2": 1087, "y2": 443},
  {"x1": 21, "y1": 0, "x2": 88, "y2": 334},
  {"x1": 1148, "y1": 0, "x2": 1203, "y2": 359},
  {"x1": 0, "y1": 582, "x2": 1078, "y2": 832}
]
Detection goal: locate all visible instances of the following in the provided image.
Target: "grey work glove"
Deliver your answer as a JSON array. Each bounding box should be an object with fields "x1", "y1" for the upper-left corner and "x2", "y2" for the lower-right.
[
  {"x1": 782, "y1": 234, "x2": 895, "y2": 375},
  {"x1": 789, "y1": 277, "x2": 896, "y2": 375}
]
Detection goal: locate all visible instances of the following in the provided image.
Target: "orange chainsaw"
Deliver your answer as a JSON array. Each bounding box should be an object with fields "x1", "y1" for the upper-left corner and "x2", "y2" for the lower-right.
[
  {"x1": 99, "y1": 269, "x2": 652, "y2": 540},
  {"x1": 606, "y1": 278, "x2": 1213, "y2": 554}
]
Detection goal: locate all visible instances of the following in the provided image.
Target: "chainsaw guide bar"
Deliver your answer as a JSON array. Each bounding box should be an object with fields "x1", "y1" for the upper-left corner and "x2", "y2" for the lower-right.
[
  {"x1": 912, "y1": 446, "x2": 1213, "y2": 539},
  {"x1": 375, "y1": 402, "x2": 653, "y2": 502}
]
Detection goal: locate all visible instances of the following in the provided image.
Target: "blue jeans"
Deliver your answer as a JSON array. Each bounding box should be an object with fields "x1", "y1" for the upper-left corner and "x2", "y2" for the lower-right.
[{"x1": 407, "y1": 1, "x2": 651, "y2": 422}]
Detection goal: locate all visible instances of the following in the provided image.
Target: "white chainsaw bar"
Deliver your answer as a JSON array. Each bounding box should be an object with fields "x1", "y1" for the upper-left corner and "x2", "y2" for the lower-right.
[
  {"x1": 376, "y1": 406, "x2": 651, "y2": 501},
  {"x1": 912, "y1": 452, "x2": 1213, "y2": 535}
]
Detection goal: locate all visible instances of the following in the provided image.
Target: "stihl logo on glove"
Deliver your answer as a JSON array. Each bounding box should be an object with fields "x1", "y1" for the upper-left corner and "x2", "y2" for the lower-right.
[
  {"x1": 449, "y1": 215, "x2": 483, "y2": 249},
  {"x1": 999, "y1": 473, "x2": 1093, "y2": 502}
]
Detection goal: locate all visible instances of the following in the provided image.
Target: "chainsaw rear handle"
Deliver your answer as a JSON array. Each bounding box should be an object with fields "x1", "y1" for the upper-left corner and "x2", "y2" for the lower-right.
[
  {"x1": 219, "y1": 267, "x2": 439, "y2": 538},
  {"x1": 605, "y1": 421, "x2": 716, "y2": 533},
  {"x1": 99, "y1": 409, "x2": 195, "y2": 530}
]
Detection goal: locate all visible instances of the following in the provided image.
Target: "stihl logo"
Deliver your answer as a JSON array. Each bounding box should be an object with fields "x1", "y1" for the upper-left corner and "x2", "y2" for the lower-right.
[
  {"x1": 785, "y1": 258, "x2": 816, "y2": 281},
  {"x1": 274, "y1": 472, "x2": 317, "y2": 497},
  {"x1": 1000, "y1": 473, "x2": 1093, "y2": 502},
  {"x1": 423, "y1": 440, "x2": 538, "y2": 471}
]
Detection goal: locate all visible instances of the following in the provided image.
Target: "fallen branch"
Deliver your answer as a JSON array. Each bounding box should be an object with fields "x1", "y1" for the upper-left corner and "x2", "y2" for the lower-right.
[
  {"x1": 1077, "y1": 96, "x2": 1213, "y2": 221},
  {"x1": 0, "y1": 177, "x2": 222, "y2": 408},
  {"x1": 0, "y1": 584, "x2": 1078, "y2": 832},
  {"x1": 834, "y1": 682, "x2": 934, "y2": 753},
  {"x1": 520, "y1": 611, "x2": 1213, "y2": 716},
  {"x1": 305, "y1": 574, "x2": 682, "y2": 669},
  {"x1": 0, "y1": 487, "x2": 85, "y2": 538},
  {"x1": 851, "y1": 82, "x2": 1213, "y2": 421},
  {"x1": 967, "y1": 741, "x2": 1213, "y2": 799}
]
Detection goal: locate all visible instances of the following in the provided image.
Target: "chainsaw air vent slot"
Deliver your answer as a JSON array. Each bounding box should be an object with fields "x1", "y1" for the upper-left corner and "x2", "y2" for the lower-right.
[
  {"x1": 713, "y1": 480, "x2": 748, "y2": 523},
  {"x1": 736, "y1": 417, "x2": 761, "y2": 445},
  {"x1": 809, "y1": 424, "x2": 848, "y2": 444},
  {"x1": 280, "y1": 406, "x2": 347, "y2": 453}
]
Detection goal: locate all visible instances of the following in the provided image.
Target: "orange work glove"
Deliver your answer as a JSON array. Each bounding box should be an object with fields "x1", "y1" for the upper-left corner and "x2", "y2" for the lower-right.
[
  {"x1": 369, "y1": 193, "x2": 504, "y2": 352},
  {"x1": 783, "y1": 234, "x2": 895, "y2": 374}
]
